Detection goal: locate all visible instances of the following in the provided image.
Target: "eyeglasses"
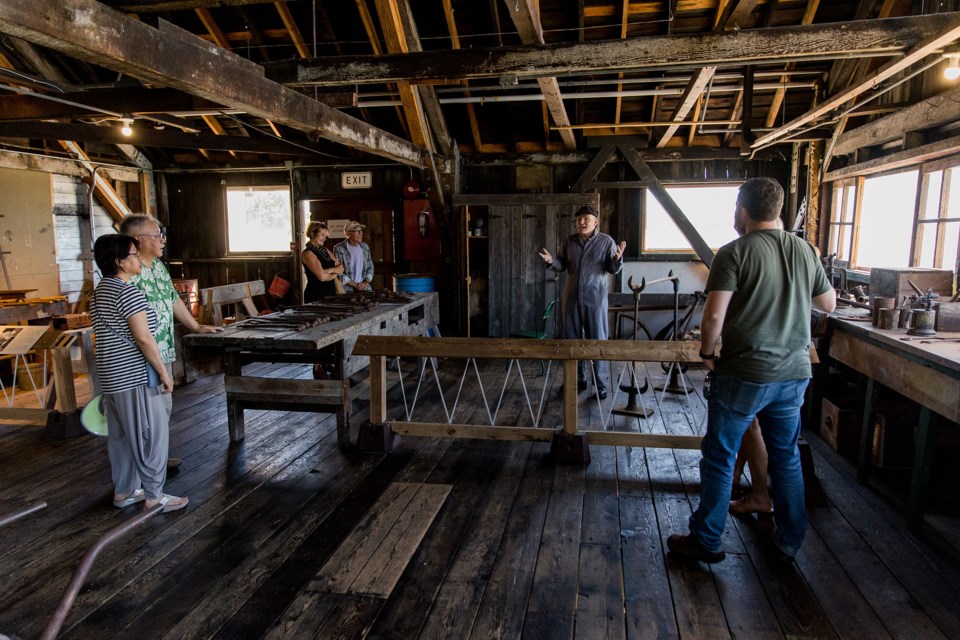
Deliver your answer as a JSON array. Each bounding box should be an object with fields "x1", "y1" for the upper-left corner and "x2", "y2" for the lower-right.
[
  {"x1": 138, "y1": 232, "x2": 165, "y2": 239},
  {"x1": 127, "y1": 251, "x2": 140, "y2": 257}
]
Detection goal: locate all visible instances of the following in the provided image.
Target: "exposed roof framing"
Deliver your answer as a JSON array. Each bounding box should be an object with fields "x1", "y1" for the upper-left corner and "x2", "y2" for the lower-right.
[
  {"x1": 265, "y1": 14, "x2": 955, "y2": 86},
  {"x1": 0, "y1": 1, "x2": 956, "y2": 171},
  {"x1": 0, "y1": 0, "x2": 436, "y2": 167},
  {"x1": 752, "y1": 13, "x2": 960, "y2": 149},
  {"x1": 504, "y1": 0, "x2": 576, "y2": 150}
]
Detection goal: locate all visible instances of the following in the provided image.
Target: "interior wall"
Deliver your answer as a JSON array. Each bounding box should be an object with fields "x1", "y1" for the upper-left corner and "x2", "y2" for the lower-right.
[
  {"x1": 53, "y1": 174, "x2": 116, "y2": 302},
  {"x1": 0, "y1": 167, "x2": 59, "y2": 297}
]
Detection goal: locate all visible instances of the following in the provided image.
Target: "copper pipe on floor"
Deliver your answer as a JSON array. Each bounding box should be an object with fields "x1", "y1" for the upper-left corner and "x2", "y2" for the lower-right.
[
  {"x1": 41, "y1": 504, "x2": 163, "y2": 640},
  {"x1": 0, "y1": 501, "x2": 47, "y2": 529}
]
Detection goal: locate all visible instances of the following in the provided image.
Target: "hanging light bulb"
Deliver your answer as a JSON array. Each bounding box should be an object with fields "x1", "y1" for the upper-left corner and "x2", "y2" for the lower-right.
[
  {"x1": 944, "y1": 54, "x2": 960, "y2": 81},
  {"x1": 119, "y1": 117, "x2": 133, "y2": 136}
]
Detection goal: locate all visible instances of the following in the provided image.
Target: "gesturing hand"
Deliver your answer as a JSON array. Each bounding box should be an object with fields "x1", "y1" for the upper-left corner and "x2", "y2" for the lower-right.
[
  {"x1": 614, "y1": 241, "x2": 626, "y2": 260},
  {"x1": 538, "y1": 248, "x2": 553, "y2": 264}
]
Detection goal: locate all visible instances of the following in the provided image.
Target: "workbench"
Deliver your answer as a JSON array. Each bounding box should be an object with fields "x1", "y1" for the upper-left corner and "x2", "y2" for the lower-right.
[
  {"x1": 827, "y1": 318, "x2": 960, "y2": 528},
  {"x1": 182, "y1": 293, "x2": 439, "y2": 450}
]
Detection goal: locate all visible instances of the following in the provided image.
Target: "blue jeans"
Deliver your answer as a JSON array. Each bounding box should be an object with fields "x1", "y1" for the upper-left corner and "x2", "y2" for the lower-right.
[{"x1": 689, "y1": 373, "x2": 809, "y2": 556}]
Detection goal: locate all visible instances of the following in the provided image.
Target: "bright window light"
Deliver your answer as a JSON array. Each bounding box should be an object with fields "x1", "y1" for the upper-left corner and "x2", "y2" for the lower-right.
[
  {"x1": 855, "y1": 171, "x2": 918, "y2": 269},
  {"x1": 225, "y1": 186, "x2": 292, "y2": 252},
  {"x1": 643, "y1": 185, "x2": 741, "y2": 252}
]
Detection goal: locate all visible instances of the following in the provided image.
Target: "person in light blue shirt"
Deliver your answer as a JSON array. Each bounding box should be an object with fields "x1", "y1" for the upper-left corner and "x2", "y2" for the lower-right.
[{"x1": 334, "y1": 221, "x2": 374, "y2": 292}]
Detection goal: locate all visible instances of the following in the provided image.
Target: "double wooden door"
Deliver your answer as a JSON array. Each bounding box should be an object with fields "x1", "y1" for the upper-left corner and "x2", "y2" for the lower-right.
[{"x1": 457, "y1": 194, "x2": 600, "y2": 338}]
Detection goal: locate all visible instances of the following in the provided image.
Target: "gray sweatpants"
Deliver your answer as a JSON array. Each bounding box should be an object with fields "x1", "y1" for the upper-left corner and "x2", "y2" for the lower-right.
[
  {"x1": 104, "y1": 385, "x2": 169, "y2": 501},
  {"x1": 163, "y1": 362, "x2": 174, "y2": 417}
]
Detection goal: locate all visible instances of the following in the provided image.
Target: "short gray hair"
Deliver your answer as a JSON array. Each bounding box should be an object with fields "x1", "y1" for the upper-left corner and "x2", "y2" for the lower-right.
[{"x1": 118, "y1": 214, "x2": 160, "y2": 236}]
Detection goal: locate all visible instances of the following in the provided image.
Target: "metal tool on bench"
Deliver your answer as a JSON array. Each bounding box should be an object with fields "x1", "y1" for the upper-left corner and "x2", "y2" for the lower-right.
[
  {"x1": 613, "y1": 275, "x2": 653, "y2": 418},
  {"x1": 904, "y1": 280, "x2": 938, "y2": 337}
]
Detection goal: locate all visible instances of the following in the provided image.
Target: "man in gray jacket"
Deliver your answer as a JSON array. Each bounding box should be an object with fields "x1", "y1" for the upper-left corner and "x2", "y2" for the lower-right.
[{"x1": 539, "y1": 205, "x2": 626, "y2": 399}]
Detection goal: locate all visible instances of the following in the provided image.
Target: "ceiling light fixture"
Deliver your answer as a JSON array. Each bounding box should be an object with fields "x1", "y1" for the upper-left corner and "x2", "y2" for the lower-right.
[
  {"x1": 119, "y1": 117, "x2": 133, "y2": 136},
  {"x1": 944, "y1": 53, "x2": 960, "y2": 81}
]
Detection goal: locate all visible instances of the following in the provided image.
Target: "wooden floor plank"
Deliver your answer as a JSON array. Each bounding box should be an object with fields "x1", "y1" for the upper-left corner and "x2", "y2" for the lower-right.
[
  {"x1": 524, "y1": 462, "x2": 585, "y2": 639},
  {"x1": 468, "y1": 443, "x2": 553, "y2": 640},
  {"x1": 795, "y1": 525, "x2": 892, "y2": 640},
  {"x1": 210, "y1": 449, "x2": 416, "y2": 639},
  {"x1": 808, "y1": 436, "x2": 960, "y2": 637},
  {"x1": 575, "y1": 543, "x2": 626, "y2": 640},
  {"x1": 412, "y1": 442, "x2": 532, "y2": 639},
  {"x1": 348, "y1": 482, "x2": 452, "y2": 597},
  {"x1": 0, "y1": 360, "x2": 956, "y2": 640},
  {"x1": 620, "y1": 493, "x2": 678, "y2": 640}
]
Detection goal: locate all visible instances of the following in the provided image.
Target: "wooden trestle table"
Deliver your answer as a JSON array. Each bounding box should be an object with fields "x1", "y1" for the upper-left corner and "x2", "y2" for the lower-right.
[
  {"x1": 827, "y1": 318, "x2": 960, "y2": 528},
  {"x1": 183, "y1": 292, "x2": 439, "y2": 451}
]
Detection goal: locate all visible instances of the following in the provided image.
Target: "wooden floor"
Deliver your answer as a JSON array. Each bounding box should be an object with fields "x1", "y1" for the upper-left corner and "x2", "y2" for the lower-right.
[{"x1": 1, "y1": 358, "x2": 959, "y2": 639}]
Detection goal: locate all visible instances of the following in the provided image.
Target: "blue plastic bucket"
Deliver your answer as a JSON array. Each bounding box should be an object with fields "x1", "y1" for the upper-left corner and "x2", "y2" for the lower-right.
[{"x1": 396, "y1": 275, "x2": 436, "y2": 292}]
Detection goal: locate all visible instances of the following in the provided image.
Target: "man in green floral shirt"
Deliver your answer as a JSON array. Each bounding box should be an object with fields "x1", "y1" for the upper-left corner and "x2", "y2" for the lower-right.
[{"x1": 120, "y1": 215, "x2": 221, "y2": 467}]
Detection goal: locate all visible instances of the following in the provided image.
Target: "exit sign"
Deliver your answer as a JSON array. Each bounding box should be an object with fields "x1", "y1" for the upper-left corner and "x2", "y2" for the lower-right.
[{"x1": 341, "y1": 172, "x2": 372, "y2": 189}]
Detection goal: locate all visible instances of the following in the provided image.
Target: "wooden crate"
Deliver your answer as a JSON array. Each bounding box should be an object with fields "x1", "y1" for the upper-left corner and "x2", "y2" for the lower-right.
[
  {"x1": 868, "y1": 268, "x2": 953, "y2": 302},
  {"x1": 820, "y1": 397, "x2": 862, "y2": 458}
]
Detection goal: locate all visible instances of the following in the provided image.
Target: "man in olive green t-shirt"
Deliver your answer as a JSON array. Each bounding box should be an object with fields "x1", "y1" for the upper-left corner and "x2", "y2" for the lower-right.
[{"x1": 668, "y1": 178, "x2": 835, "y2": 565}]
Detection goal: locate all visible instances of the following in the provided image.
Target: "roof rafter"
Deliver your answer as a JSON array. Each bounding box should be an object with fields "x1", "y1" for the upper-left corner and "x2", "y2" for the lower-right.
[
  {"x1": 504, "y1": 0, "x2": 576, "y2": 150},
  {"x1": 0, "y1": 0, "x2": 435, "y2": 168}
]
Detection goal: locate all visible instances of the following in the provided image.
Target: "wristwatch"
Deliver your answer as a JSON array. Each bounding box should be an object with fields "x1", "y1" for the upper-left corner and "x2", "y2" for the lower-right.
[{"x1": 699, "y1": 350, "x2": 716, "y2": 360}]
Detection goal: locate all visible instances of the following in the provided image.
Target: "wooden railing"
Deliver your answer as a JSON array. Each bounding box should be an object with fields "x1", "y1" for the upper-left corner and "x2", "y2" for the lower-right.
[{"x1": 351, "y1": 336, "x2": 704, "y2": 462}]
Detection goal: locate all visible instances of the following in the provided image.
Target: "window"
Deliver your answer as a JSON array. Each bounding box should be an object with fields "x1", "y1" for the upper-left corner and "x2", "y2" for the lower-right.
[
  {"x1": 225, "y1": 186, "x2": 293, "y2": 252},
  {"x1": 643, "y1": 185, "x2": 740, "y2": 253},
  {"x1": 827, "y1": 182, "x2": 857, "y2": 261},
  {"x1": 916, "y1": 166, "x2": 960, "y2": 271},
  {"x1": 827, "y1": 163, "x2": 960, "y2": 272},
  {"x1": 854, "y1": 170, "x2": 918, "y2": 268}
]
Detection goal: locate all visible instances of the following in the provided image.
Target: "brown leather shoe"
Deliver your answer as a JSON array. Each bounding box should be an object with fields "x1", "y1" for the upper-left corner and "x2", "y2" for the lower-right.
[
  {"x1": 166, "y1": 457, "x2": 182, "y2": 470},
  {"x1": 667, "y1": 533, "x2": 725, "y2": 563}
]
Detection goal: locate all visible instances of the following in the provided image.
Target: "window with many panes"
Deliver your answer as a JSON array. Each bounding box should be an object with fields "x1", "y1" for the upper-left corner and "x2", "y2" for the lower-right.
[
  {"x1": 826, "y1": 162, "x2": 959, "y2": 272},
  {"x1": 225, "y1": 186, "x2": 293, "y2": 253}
]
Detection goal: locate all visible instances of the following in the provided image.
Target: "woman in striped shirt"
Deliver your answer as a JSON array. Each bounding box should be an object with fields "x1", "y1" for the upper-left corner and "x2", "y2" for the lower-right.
[{"x1": 91, "y1": 234, "x2": 188, "y2": 513}]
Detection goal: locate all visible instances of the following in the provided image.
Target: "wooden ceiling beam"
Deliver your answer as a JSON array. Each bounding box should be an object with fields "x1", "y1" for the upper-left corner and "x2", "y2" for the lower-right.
[
  {"x1": 58, "y1": 140, "x2": 132, "y2": 224},
  {"x1": 504, "y1": 0, "x2": 577, "y2": 150},
  {"x1": 655, "y1": 66, "x2": 716, "y2": 148},
  {"x1": 373, "y1": 0, "x2": 428, "y2": 150},
  {"x1": 265, "y1": 14, "x2": 957, "y2": 86},
  {"x1": 0, "y1": 120, "x2": 331, "y2": 154},
  {"x1": 753, "y1": 14, "x2": 960, "y2": 149},
  {"x1": 833, "y1": 85, "x2": 960, "y2": 156},
  {"x1": 0, "y1": 0, "x2": 434, "y2": 168},
  {"x1": 764, "y1": 0, "x2": 820, "y2": 128}
]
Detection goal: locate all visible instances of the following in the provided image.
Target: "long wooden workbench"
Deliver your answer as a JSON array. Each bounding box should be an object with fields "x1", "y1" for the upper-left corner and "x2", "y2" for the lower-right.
[
  {"x1": 183, "y1": 292, "x2": 439, "y2": 450},
  {"x1": 828, "y1": 318, "x2": 960, "y2": 528}
]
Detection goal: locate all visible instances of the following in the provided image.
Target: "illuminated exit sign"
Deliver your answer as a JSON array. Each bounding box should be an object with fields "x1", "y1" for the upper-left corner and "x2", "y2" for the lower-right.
[{"x1": 341, "y1": 172, "x2": 372, "y2": 189}]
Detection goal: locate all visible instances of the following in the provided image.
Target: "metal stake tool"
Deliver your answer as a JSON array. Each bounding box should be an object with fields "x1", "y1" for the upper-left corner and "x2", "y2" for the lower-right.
[{"x1": 613, "y1": 275, "x2": 652, "y2": 418}]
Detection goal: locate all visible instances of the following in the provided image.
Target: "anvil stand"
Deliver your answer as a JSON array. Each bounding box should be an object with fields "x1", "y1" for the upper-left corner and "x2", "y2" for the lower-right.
[
  {"x1": 653, "y1": 272, "x2": 694, "y2": 395},
  {"x1": 612, "y1": 274, "x2": 653, "y2": 419}
]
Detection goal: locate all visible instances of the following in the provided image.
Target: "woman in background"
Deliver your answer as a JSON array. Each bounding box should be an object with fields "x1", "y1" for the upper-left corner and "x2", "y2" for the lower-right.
[
  {"x1": 301, "y1": 221, "x2": 344, "y2": 302},
  {"x1": 91, "y1": 234, "x2": 188, "y2": 513}
]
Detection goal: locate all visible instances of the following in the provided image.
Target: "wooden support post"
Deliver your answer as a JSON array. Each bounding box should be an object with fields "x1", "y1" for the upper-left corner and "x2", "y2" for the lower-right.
[
  {"x1": 553, "y1": 359, "x2": 590, "y2": 464},
  {"x1": 224, "y1": 350, "x2": 245, "y2": 442},
  {"x1": 49, "y1": 347, "x2": 77, "y2": 412},
  {"x1": 370, "y1": 354, "x2": 387, "y2": 425},
  {"x1": 44, "y1": 346, "x2": 84, "y2": 439},
  {"x1": 856, "y1": 378, "x2": 879, "y2": 483},
  {"x1": 907, "y1": 407, "x2": 937, "y2": 530}
]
